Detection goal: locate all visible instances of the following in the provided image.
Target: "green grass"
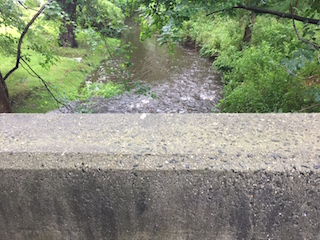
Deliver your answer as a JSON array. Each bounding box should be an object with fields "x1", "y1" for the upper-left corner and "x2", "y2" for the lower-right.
[
  {"x1": 0, "y1": 26, "x2": 20, "y2": 37},
  {"x1": 1, "y1": 17, "x2": 121, "y2": 113},
  {"x1": 4, "y1": 45, "x2": 115, "y2": 112}
]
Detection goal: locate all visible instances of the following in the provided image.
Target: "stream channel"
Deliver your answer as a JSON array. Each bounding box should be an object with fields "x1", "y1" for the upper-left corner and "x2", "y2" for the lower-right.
[{"x1": 64, "y1": 18, "x2": 223, "y2": 113}]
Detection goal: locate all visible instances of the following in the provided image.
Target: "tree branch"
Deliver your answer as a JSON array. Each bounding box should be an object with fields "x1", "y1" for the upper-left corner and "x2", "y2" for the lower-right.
[
  {"x1": 18, "y1": 0, "x2": 60, "y2": 23},
  {"x1": 17, "y1": 0, "x2": 28, "y2": 10},
  {"x1": 3, "y1": 0, "x2": 54, "y2": 81},
  {"x1": 206, "y1": 8, "x2": 231, "y2": 16},
  {"x1": 297, "y1": 103, "x2": 320, "y2": 112},
  {"x1": 20, "y1": 57, "x2": 72, "y2": 111},
  {"x1": 290, "y1": 5, "x2": 320, "y2": 50},
  {"x1": 207, "y1": 4, "x2": 320, "y2": 25}
]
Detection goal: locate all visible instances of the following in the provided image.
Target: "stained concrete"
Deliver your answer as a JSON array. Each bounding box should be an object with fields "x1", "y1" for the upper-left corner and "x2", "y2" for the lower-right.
[{"x1": 0, "y1": 114, "x2": 320, "y2": 239}]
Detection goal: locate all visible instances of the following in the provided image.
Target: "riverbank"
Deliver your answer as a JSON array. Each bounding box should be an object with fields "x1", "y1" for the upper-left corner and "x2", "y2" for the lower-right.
[
  {"x1": 179, "y1": 12, "x2": 320, "y2": 113},
  {"x1": 1, "y1": 4, "x2": 126, "y2": 113},
  {"x1": 53, "y1": 16, "x2": 222, "y2": 114},
  {"x1": 3, "y1": 35, "x2": 121, "y2": 113}
]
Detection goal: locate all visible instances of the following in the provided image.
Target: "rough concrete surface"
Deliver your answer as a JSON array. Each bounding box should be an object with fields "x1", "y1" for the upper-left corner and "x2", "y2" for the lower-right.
[{"x1": 0, "y1": 114, "x2": 320, "y2": 240}]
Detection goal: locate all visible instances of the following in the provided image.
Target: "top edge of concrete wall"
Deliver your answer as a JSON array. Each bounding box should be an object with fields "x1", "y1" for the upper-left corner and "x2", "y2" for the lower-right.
[{"x1": 0, "y1": 113, "x2": 319, "y2": 171}]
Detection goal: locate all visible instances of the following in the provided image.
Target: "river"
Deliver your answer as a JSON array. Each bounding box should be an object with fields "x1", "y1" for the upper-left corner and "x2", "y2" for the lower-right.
[{"x1": 62, "y1": 18, "x2": 222, "y2": 113}]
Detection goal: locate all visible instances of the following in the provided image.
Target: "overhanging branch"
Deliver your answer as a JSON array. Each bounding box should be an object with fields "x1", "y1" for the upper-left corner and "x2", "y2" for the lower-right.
[
  {"x1": 20, "y1": 57, "x2": 72, "y2": 111},
  {"x1": 207, "y1": 4, "x2": 320, "y2": 25},
  {"x1": 3, "y1": 0, "x2": 54, "y2": 81},
  {"x1": 291, "y1": 12, "x2": 320, "y2": 49}
]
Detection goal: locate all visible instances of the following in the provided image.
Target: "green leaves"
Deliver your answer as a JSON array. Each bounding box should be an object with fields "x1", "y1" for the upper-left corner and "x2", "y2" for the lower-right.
[
  {"x1": 281, "y1": 45, "x2": 316, "y2": 73},
  {"x1": 43, "y1": 1, "x2": 64, "y2": 20},
  {"x1": 140, "y1": 0, "x2": 215, "y2": 48},
  {"x1": 157, "y1": 18, "x2": 181, "y2": 47},
  {"x1": 0, "y1": 33, "x2": 17, "y2": 56},
  {"x1": 207, "y1": 14, "x2": 319, "y2": 113},
  {"x1": 81, "y1": 81, "x2": 124, "y2": 98},
  {"x1": 77, "y1": 0, "x2": 125, "y2": 37},
  {"x1": 0, "y1": 0, "x2": 23, "y2": 29}
]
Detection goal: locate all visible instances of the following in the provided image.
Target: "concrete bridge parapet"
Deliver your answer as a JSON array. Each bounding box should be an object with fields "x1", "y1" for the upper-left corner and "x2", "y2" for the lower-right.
[{"x1": 0, "y1": 114, "x2": 319, "y2": 239}]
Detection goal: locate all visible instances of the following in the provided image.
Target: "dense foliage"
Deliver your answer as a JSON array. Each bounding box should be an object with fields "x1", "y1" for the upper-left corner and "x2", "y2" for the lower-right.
[
  {"x1": 138, "y1": 0, "x2": 320, "y2": 112},
  {"x1": 77, "y1": 0, "x2": 125, "y2": 37}
]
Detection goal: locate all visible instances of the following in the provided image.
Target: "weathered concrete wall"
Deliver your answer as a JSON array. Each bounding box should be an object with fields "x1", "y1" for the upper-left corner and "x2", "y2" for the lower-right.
[{"x1": 0, "y1": 114, "x2": 319, "y2": 240}]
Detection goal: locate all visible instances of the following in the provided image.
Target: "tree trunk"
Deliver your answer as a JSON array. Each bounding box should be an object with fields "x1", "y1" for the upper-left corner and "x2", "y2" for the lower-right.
[
  {"x1": 58, "y1": 0, "x2": 78, "y2": 48},
  {"x1": 0, "y1": 71, "x2": 12, "y2": 113},
  {"x1": 242, "y1": 12, "x2": 256, "y2": 43}
]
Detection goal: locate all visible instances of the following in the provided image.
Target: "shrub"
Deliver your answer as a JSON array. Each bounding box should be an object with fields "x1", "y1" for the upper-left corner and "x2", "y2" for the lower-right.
[
  {"x1": 180, "y1": 14, "x2": 242, "y2": 57},
  {"x1": 81, "y1": 81, "x2": 124, "y2": 98},
  {"x1": 251, "y1": 16, "x2": 300, "y2": 54},
  {"x1": 215, "y1": 42, "x2": 305, "y2": 112},
  {"x1": 76, "y1": 28, "x2": 104, "y2": 50}
]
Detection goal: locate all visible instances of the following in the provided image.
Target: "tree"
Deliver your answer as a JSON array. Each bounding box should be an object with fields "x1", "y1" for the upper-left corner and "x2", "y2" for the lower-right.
[
  {"x1": 0, "y1": 0, "x2": 54, "y2": 113},
  {"x1": 57, "y1": 0, "x2": 78, "y2": 47},
  {"x1": 0, "y1": 72, "x2": 12, "y2": 113}
]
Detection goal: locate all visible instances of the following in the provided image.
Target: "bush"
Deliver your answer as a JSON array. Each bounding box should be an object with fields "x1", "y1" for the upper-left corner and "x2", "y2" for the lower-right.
[
  {"x1": 180, "y1": 14, "x2": 242, "y2": 57},
  {"x1": 251, "y1": 16, "x2": 300, "y2": 54},
  {"x1": 76, "y1": 28, "x2": 104, "y2": 50},
  {"x1": 81, "y1": 81, "x2": 124, "y2": 98},
  {"x1": 215, "y1": 42, "x2": 306, "y2": 112}
]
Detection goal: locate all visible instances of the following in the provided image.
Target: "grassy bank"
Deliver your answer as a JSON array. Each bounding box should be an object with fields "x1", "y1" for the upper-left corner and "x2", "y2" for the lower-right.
[
  {"x1": 3, "y1": 36, "x2": 120, "y2": 113},
  {"x1": 1, "y1": 11, "x2": 122, "y2": 113}
]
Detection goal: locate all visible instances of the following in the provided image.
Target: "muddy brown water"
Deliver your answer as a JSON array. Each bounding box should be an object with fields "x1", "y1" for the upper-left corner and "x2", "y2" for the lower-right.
[{"x1": 58, "y1": 19, "x2": 223, "y2": 113}]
